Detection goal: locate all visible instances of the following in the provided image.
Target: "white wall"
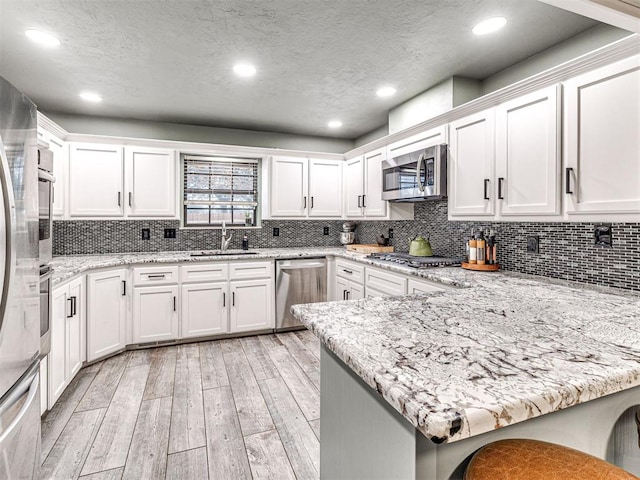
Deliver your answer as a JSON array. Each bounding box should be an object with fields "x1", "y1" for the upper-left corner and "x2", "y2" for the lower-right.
[
  {"x1": 45, "y1": 112, "x2": 354, "y2": 154},
  {"x1": 481, "y1": 24, "x2": 631, "y2": 94}
]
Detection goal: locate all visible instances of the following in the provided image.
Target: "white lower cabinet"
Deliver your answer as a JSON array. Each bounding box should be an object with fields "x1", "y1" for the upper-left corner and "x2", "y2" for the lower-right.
[
  {"x1": 407, "y1": 278, "x2": 446, "y2": 294},
  {"x1": 181, "y1": 282, "x2": 228, "y2": 338},
  {"x1": 49, "y1": 276, "x2": 85, "y2": 409},
  {"x1": 132, "y1": 285, "x2": 179, "y2": 343},
  {"x1": 335, "y1": 276, "x2": 364, "y2": 301},
  {"x1": 87, "y1": 269, "x2": 128, "y2": 362},
  {"x1": 230, "y1": 279, "x2": 274, "y2": 333}
]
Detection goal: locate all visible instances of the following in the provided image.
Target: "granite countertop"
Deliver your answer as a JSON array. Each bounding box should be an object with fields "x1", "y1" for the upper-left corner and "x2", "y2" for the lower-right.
[
  {"x1": 50, "y1": 247, "x2": 474, "y2": 287},
  {"x1": 292, "y1": 270, "x2": 640, "y2": 445}
]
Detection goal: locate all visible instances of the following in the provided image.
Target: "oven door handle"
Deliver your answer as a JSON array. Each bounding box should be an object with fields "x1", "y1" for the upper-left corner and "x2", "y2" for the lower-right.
[
  {"x1": 39, "y1": 267, "x2": 54, "y2": 282},
  {"x1": 38, "y1": 170, "x2": 56, "y2": 183},
  {"x1": 416, "y1": 154, "x2": 425, "y2": 193}
]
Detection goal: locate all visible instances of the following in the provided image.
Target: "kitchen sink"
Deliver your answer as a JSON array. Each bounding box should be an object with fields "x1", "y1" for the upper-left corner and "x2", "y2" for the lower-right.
[{"x1": 190, "y1": 251, "x2": 258, "y2": 257}]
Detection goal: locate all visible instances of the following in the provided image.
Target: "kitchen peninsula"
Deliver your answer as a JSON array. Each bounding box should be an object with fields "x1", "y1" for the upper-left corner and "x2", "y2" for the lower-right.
[{"x1": 292, "y1": 272, "x2": 640, "y2": 479}]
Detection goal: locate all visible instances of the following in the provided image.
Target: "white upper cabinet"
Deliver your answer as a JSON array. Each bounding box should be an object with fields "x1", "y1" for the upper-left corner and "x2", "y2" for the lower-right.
[
  {"x1": 449, "y1": 109, "x2": 496, "y2": 216},
  {"x1": 362, "y1": 148, "x2": 387, "y2": 217},
  {"x1": 495, "y1": 85, "x2": 561, "y2": 216},
  {"x1": 344, "y1": 149, "x2": 391, "y2": 218},
  {"x1": 344, "y1": 156, "x2": 364, "y2": 217},
  {"x1": 46, "y1": 133, "x2": 67, "y2": 217},
  {"x1": 308, "y1": 159, "x2": 343, "y2": 217},
  {"x1": 564, "y1": 55, "x2": 640, "y2": 216},
  {"x1": 386, "y1": 125, "x2": 447, "y2": 159},
  {"x1": 125, "y1": 147, "x2": 176, "y2": 217},
  {"x1": 270, "y1": 156, "x2": 308, "y2": 217},
  {"x1": 69, "y1": 144, "x2": 124, "y2": 217},
  {"x1": 69, "y1": 143, "x2": 176, "y2": 218}
]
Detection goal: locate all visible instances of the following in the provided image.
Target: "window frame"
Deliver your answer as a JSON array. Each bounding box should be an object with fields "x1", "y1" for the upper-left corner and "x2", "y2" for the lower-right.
[{"x1": 180, "y1": 153, "x2": 262, "y2": 228}]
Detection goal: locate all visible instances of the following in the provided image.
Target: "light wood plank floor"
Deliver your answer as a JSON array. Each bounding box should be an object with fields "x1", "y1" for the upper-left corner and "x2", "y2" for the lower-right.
[{"x1": 41, "y1": 331, "x2": 321, "y2": 480}]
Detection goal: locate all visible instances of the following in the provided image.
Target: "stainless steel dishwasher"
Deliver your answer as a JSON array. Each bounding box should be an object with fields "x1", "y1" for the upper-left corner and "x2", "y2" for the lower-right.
[{"x1": 275, "y1": 258, "x2": 327, "y2": 331}]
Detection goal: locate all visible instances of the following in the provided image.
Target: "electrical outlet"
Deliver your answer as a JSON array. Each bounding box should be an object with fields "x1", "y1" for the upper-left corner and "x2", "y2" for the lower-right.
[
  {"x1": 388, "y1": 228, "x2": 394, "y2": 239},
  {"x1": 141, "y1": 228, "x2": 150, "y2": 240},
  {"x1": 273, "y1": 227, "x2": 280, "y2": 237},
  {"x1": 526, "y1": 236, "x2": 539, "y2": 254},
  {"x1": 323, "y1": 226, "x2": 329, "y2": 235},
  {"x1": 595, "y1": 224, "x2": 612, "y2": 247},
  {"x1": 164, "y1": 228, "x2": 176, "y2": 239}
]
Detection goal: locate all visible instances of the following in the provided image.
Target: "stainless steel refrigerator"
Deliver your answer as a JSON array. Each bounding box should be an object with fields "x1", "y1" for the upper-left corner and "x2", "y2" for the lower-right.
[{"x1": 0, "y1": 76, "x2": 41, "y2": 479}]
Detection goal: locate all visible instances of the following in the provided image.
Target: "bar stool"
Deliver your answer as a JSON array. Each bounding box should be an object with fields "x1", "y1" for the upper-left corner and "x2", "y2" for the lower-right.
[{"x1": 464, "y1": 439, "x2": 639, "y2": 480}]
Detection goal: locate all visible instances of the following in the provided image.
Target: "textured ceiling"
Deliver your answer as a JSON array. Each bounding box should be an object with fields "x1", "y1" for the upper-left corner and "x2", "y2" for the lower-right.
[{"x1": 0, "y1": 0, "x2": 598, "y2": 138}]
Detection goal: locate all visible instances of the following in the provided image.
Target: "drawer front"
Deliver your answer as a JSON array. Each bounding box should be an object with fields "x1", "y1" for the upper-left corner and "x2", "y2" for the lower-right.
[
  {"x1": 181, "y1": 263, "x2": 229, "y2": 283},
  {"x1": 407, "y1": 278, "x2": 446, "y2": 294},
  {"x1": 335, "y1": 259, "x2": 364, "y2": 284},
  {"x1": 229, "y1": 261, "x2": 273, "y2": 280},
  {"x1": 365, "y1": 267, "x2": 406, "y2": 296},
  {"x1": 365, "y1": 287, "x2": 390, "y2": 299},
  {"x1": 132, "y1": 266, "x2": 180, "y2": 286}
]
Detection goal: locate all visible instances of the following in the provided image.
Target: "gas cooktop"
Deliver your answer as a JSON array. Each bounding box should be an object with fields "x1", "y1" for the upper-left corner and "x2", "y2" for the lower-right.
[{"x1": 367, "y1": 252, "x2": 463, "y2": 269}]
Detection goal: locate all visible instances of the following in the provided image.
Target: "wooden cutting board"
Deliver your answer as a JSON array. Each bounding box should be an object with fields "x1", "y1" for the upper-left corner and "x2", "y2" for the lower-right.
[{"x1": 346, "y1": 244, "x2": 394, "y2": 254}]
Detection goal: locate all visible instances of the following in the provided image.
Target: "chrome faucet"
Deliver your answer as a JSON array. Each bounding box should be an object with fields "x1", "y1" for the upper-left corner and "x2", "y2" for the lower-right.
[{"x1": 221, "y1": 221, "x2": 233, "y2": 251}]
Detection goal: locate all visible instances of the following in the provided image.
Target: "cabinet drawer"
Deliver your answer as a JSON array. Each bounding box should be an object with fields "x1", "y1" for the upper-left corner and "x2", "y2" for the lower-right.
[
  {"x1": 181, "y1": 263, "x2": 229, "y2": 283},
  {"x1": 407, "y1": 278, "x2": 446, "y2": 294},
  {"x1": 365, "y1": 267, "x2": 406, "y2": 296},
  {"x1": 132, "y1": 265, "x2": 179, "y2": 286},
  {"x1": 335, "y1": 259, "x2": 364, "y2": 284},
  {"x1": 229, "y1": 261, "x2": 273, "y2": 280}
]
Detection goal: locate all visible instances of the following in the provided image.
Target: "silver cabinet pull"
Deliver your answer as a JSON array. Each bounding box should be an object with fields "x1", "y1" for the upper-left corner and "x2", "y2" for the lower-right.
[
  {"x1": 357, "y1": 195, "x2": 362, "y2": 208},
  {"x1": 128, "y1": 192, "x2": 133, "y2": 206},
  {"x1": 147, "y1": 274, "x2": 166, "y2": 279}
]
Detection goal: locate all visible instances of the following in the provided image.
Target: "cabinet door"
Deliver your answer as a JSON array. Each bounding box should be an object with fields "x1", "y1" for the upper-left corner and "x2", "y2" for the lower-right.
[
  {"x1": 47, "y1": 134, "x2": 67, "y2": 217},
  {"x1": 87, "y1": 269, "x2": 127, "y2": 361},
  {"x1": 229, "y1": 279, "x2": 274, "y2": 333},
  {"x1": 349, "y1": 282, "x2": 365, "y2": 300},
  {"x1": 449, "y1": 110, "x2": 495, "y2": 216},
  {"x1": 344, "y1": 156, "x2": 364, "y2": 217},
  {"x1": 335, "y1": 276, "x2": 350, "y2": 301},
  {"x1": 565, "y1": 55, "x2": 640, "y2": 215},
  {"x1": 49, "y1": 286, "x2": 68, "y2": 407},
  {"x1": 67, "y1": 277, "x2": 85, "y2": 379},
  {"x1": 308, "y1": 159, "x2": 343, "y2": 217},
  {"x1": 125, "y1": 147, "x2": 176, "y2": 217},
  {"x1": 69, "y1": 144, "x2": 124, "y2": 217},
  {"x1": 132, "y1": 285, "x2": 179, "y2": 343},
  {"x1": 181, "y1": 282, "x2": 228, "y2": 338},
  {"x1": 363, "y1": 149, "x2": 387, "y2": 218},
  {"x1": 496, "y1": 86, "x2": 560, "y2": 216},
  {"x1": 270, "y1": 157, "x2": 308, "y2": 217}
]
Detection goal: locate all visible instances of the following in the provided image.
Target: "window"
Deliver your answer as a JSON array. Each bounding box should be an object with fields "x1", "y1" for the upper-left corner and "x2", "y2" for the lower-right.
[{"x1": 182, "y1": 155, "x2": 260, "y2": 227}]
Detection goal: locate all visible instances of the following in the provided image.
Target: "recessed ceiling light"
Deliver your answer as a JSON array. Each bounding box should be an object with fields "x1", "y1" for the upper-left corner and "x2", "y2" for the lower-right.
[
  {"x1": 472, "y1": 17, "x2": 507, "y2": 35},
  {"x1": 328, "y1": 120, "x2": 342, "y2": 128},
  {"x1": 79, "y1": 91, "x2": 102, "y2": 103},
  {"x1": 25, "y1": 29, "x2": 61, "y2": 48},
  {"x1": 233, "y1": 64, "x2": 257, "y2": 77},
  {"x1": 376, "y1": 86, "x2": 397, "y2": 97}
]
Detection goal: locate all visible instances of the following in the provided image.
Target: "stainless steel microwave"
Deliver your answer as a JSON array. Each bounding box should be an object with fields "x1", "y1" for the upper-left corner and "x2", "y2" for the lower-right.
[{"x1": 381, "y1": 144, "x2": 447, "y2": 202}]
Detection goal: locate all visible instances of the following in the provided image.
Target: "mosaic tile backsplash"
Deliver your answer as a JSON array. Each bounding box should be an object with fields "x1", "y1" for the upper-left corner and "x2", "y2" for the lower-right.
[{"x1": 54, "y1": 201, "x2": 640, "y2": 291}]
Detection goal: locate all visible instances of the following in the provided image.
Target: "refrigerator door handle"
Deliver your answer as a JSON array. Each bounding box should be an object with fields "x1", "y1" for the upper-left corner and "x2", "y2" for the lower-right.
[
  {"x1": 0, "y1": 366, "x2": 39, "y2": 445},
  {"x1": 0, "y1": 134, "x2": 17, "y2": 336}
]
